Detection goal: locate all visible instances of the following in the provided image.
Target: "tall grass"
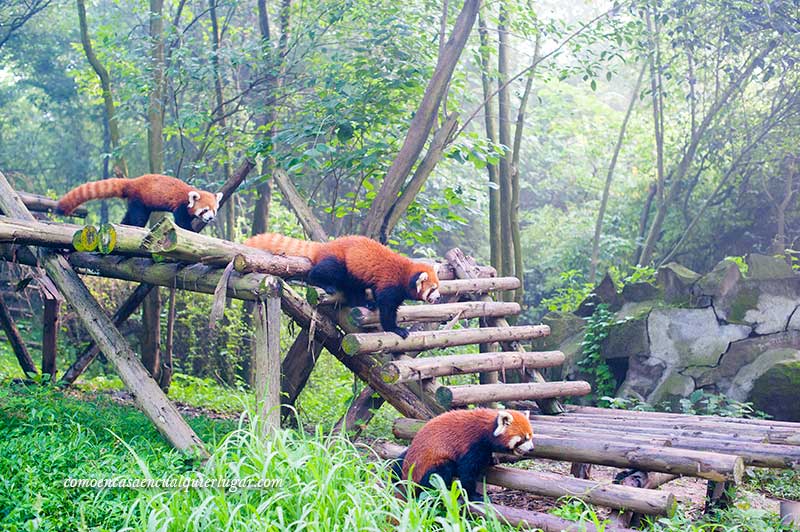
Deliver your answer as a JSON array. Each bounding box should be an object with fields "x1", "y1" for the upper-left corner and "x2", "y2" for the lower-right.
[{"x1": 123, "y1": 415, "x2": 514, "y2": 531}]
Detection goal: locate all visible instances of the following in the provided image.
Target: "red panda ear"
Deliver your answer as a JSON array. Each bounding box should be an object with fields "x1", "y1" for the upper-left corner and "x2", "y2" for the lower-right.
[
  {"x1": 187, "y1": 191, "x2": 200, "y2": 208},
  {"x1": 494, "y1": 411, "x2": 513, "y2": 437},
  {"x1": 415, "y1": 271, "x2": 428, "y2": 293},
  {"x1": 215, "y1": 192, "x2": 223, "y2": 204}
]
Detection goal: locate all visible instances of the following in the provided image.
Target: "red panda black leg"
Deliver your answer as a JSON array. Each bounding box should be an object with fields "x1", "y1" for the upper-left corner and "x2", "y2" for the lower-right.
[
  {"x1": 307, "y1": 257, "x2": 349, "y2": 296},
  {"x1": 172, "y1": 205, "x2": 196, "y2": 230},
  {"x1": 457, "y1": 446, "x2": 493, "y2": 501},
  {"x1": 419, "y1": 461, "x2": 457, "y2": 491},
  {"x1": 121, "y1": 201, "x2": 152, "y2": 227},
  {"x1": 375, "y1": 287, "x2": 409, "y2": 338}
]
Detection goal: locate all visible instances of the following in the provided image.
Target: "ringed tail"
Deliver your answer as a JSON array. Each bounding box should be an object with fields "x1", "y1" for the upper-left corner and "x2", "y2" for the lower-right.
[
  {"x1": 244, "y1": 233, "x2": 322, "y2": 260},
  {"x1": 57, "y1": 178, "x2": 130, "y2": 215}
]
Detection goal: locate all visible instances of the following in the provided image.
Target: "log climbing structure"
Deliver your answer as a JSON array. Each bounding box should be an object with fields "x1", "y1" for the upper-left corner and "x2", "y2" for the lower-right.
[{"x1": 1, "y1": 169, "x2": 799, "y2": 532}]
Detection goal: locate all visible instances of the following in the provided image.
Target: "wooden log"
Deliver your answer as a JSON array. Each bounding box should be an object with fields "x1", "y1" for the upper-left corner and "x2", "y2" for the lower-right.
[
  {"x1": 393, "y1": 418, "x2": 745, "y2": 482},
  {"x1": 233, "y1": 252, "x2": 312, "y2": 277},
  {"x1": 531, "y1": 422, "x2": 800, "y2": 469},
  {"x1": 375, "y1": 441, "x2": 674, "y2": 516},
  {"x1": 253, "y1": 278, "x2": 281, "y2": 433},
  {"x1": 444, "y1": 248, "x2": 564, "y2": 416},
  {"x1": 20, "y1": 191, "x2": 88, "y2": 217},
  {"x1": 567, "y1": 405, "x2": 800, "y2": 432},
  {"x1": 341, "y1": 325, "x2": 550, "y2": 355},
  {"x1": 532, "y1": 412, "x2": 800, "y2": 446},
  {"x1": 281, "y1": 329, "x2": 323, "y2": 414},
  {"x1": 436, "y1": 381, "x2": 591, "y2": 408},
  {"x1": 437, "y1": 261, "x2": 496, "y2": 281},
  {"x1": 468, "y1": 501, "x2": 636, "y2": 532},
  {"x1": 277, "y1": 281, "x2": 438, "y2": 421},
  {"x1": 0, "y1": 216, "x2": 310, "y2": 277},
  {"x1": 60, "y1": 283, "x2": 154, "y2": 385},
  {"x1": 0, "y1": 171, "x2": 207, "y2": 455},
  {"x1": 437, "y1": 277, "x2": 520, "y2": 296},
  {"x1": 350, "y1": 301, "x2": 520, "y2": 328},
  {"x1": 0, "y1": 292, "x2": 38, "y2": 375},
  {"x1": 41, "y1": 297, "x2": 59, "y2": 381},
  {"x1": 381, "y1": 351, "x2": 565, "y2": 383}
]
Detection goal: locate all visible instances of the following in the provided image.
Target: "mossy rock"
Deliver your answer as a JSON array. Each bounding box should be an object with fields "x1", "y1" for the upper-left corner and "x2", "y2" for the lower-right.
[
  {"x1": 600, "y1": 316, "x2": 648, "y2": 360},
  {"x1": 621, "y1": 281, "x2": 660, "y2": 303},
  {"x1": 694, "y1": 259, "x2": 741, "y2": 299},
  {"x1": 648, "y1": 372, "x2": 695, "y2": 405},
  {"x1": 749, "y1": 360, "x2": 800, "y2": 421},
  {"x1": 657, "y1": 262, "x2": 700, "y2": 304},
  {"x1": 747, "y1": 253, "x2": 795, "y2": 280},
  {"x1": 532, "y1": 311, "x2": 585, "y2": 351},
  {"x1": 727, "y1": 286, "x2": 760, "y2": 323}
]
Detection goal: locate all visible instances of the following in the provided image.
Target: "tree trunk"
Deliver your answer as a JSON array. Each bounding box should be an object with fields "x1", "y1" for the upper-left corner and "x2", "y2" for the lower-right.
[
  {"x1": 362, "y1": 0, "x2": 479, "y2": 241},
  {"x1": 496, "y1": 3, "x2": 514, "y2": 300},
  {"x1": 590, "y1": 62, "x2": 646, "y2": 282}
]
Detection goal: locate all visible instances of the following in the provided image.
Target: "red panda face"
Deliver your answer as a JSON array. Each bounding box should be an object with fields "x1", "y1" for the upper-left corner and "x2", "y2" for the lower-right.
[
  {"x1": 493, "y1": 410, "x2": 534, "y2": 456},
  {"x1": 187, "y1": 191, "x2": 223, "y2": 223},
  {"x1": 413, "y1": 265, "x2": 441, "y2": 304}
]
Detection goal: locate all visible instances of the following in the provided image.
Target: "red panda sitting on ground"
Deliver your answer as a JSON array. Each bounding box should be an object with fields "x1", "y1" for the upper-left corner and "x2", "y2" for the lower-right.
[
  {"x1": 393, "y1": 409, "x2": 534, "y2": 501},
  {"x1": 244, "y1": 233, "x2": 441, "y2": 338},
  {"x1": 57, "y1": 174, "x2": 222, "y2": 231}
]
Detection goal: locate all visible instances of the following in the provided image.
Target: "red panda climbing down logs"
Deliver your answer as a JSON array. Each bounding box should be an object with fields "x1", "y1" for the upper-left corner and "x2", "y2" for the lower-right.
[
  {"x1": 243, "y1": 233, "x2": 441, "y2": 338},
  {"x1": 393, "y1": 409, "x2": 534, "y2": 501},
  {"x1": 57, "y1": 174, "x2": 222, "y2": 231}
]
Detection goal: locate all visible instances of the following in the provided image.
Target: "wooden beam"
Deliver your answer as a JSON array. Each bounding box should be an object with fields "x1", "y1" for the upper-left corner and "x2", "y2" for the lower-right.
[
  {"x1": 381, "y1": 351, "x2": 565, "y2": 383},
  {"x1": 341, "y1": 325, "x2": 550, "y2": 355},
  {"x1": 253, "y1": 277, "x2": 282, "y2": 433},
  {"x1": 348, "y1": 301, "x2": 520, "y2": 328},
  {"x1": 41, "y1": 297, "x2": 59, "y2": 381},
  {"x1": 438, "y1": 276, "x2": 520, "y2": 296},
  {"x1": 436, "y1": 381, "x2": 591, "y2": 408},
  {"x1": 0, "y1": 292, "x2": 38, "y2": 375},
  {"x1": 280, "y1": 329, "x2": 322, "y2": 415}
]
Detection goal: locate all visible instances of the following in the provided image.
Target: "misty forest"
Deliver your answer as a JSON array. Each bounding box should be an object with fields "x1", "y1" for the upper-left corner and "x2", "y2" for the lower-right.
[{"x1": 1, "y1": 0, "x2": 799, "y2": 530}]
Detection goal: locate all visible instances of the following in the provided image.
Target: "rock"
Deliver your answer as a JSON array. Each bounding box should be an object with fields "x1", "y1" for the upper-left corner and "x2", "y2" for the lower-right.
[
  {"x1": 787, "y1": 306, "x2": 800, "y2": 330},
  {"x1": 657, "y1": 262, "x2": 700, "y2": 304},
  {"x1": 747, "y1": 253, "x2": 795, "y2": 280},
  {"x1": 575, "y1": 273, "x2": 620, "y2": 317},
  {"x1": 694, "y1": 259, "x2": 741, "y2": 300},
  {"x1": 600, "y1": 316, "x2": 648, "y2": 360},
  {"x1": 730, "y1": 348, "x2": 800, "y2": 402},
  {"x1": 743, "y1": 289, "x2": 799, "y2": 335},
  {"x1": 532, "y1": 311, "x2": 585, "y2": 351},
  {"x1": 714, "y1": 278, "x2": 800, "y2": 332},
  {"x1": 749, "y1": 360, "x2": 800, "y2": 421},
  {"x1": 621, "y1": 281, "x2": 660, "y2": 303},
  {"x1": 649, "y1": 373, "x2": 696, "y2": 405},
  {"x1": 617, "y1": 353, "x2": 667, "y2": 400},
  {"x1": 695, "y1": 330, "x2": 800, "y2": 392}
]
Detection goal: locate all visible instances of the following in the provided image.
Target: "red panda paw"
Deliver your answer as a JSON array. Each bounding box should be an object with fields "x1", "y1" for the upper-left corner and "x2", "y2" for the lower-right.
[{"x1": 390, "y1": 327, "x2": 410, "y2": 339}]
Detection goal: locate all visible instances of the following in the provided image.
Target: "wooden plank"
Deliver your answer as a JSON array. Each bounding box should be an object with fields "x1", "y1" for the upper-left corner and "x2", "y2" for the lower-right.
[
  {"x1": 381, "y1": 350, "x2": 565, "y2": 383},
  {"x1": 349, "y1": 301, "x2": 520, "y2": 328},
  {"x1": 341, "y1": 325, "x2": 550, "y2": 355},
  {"x1": 436, "y1": 381, "x2": 591, "y2": 408},
  {"x1": 437, "y1": 276, "x2": 520, "y2": 296}
]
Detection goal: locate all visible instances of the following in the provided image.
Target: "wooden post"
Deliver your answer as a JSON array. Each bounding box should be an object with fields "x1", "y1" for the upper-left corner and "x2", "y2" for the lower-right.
[
  {"x1": 0, "y1": 171, "x2": 207, "y2": 455},
  {"x1": 0, "y1": 292, "x2": 38, "y2": 375},
  {"x1": 253, "y1": 276, "x2": 281, "y2": 433},
  {"x1": 41, "y1": 297, "x2": 59, "y2": 381}
]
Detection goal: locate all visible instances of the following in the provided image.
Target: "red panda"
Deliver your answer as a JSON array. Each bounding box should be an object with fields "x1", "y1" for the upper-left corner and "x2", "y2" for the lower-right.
[
  {"x1": 394, "y1": 409, "x2": 534, "y2": 501},
  {"x1": 57, "y1": 174, "x2": 222, "y2": 231},
  {"x1": 244, "y1": 233, "x2": 441, "y2": 338}
]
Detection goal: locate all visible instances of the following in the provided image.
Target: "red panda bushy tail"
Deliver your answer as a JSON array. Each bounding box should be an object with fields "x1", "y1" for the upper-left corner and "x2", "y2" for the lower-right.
[
  {"x1": 57, "y1": 178, "x2": 130, "y2": 215},
  {"x1": 244, "y1": 233, "x2": 323, "y2": 261}
]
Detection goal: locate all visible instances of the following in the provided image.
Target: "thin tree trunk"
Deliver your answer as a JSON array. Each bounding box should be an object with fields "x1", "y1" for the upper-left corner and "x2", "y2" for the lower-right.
[
  {"x1": 477, "y1": 11, "x2": 502, "y2": 276},
  {"x1": 496, "y1": 2, "x2": 514, "y2": 300},
  {"x1": 76, "y1": 0, "x2": 127, "y2": 177},
  {"x1": 509, "y1": 32, "x2": 541, "y2": 305},
  {"x1": 590, "y1": 62, "x2": 645, "y2": 283}
]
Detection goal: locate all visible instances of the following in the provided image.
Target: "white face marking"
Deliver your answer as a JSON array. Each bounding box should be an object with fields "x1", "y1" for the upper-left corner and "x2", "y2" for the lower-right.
[
  {"x1": 415, "y1": 272, "x2": 428, "y2": 294},
  {"x1": 507, "y1": 436, "x2": 522, "y2": 449},
  {"x1": 187, "y1": 191, "x2": 200, "y2": 208},
  {"x1": 518, "y1": 438, "x2": 534, "y2": 453},
  {"x1": 424, "y1": 287, "x2": 440, "y2": 303}
]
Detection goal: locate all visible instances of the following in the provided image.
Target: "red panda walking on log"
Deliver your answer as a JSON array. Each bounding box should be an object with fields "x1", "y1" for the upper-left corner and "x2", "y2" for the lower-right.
[
  {"x1": 394, "y1": 409, "x2": 534, "y2": 501},
  {"x1": 57, "y1": 174, "x2": 222, "y2": 231},
  {"x1": 244, "y1": 233, "x2": 441, "y2": 338}
]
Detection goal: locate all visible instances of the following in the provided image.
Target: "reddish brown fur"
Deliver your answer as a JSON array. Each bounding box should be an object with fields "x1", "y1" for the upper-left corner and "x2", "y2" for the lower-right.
[
  {"x1": 57, "y1": 174, "x2": 218, "y2": 216},
  {"x1": 244, "y1": 233, "x2": 439, "y2": 293},
  {"x1": 401, "y1": 409, "x2": 533, "y2": 483}
]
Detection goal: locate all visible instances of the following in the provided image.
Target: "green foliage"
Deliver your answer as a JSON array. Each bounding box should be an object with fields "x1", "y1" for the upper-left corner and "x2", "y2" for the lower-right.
[
  {"x1": 578, "y1": 305, "x2": 618, "y2": 403},
  {"x1": 746, "y1": 468, "x2": 800, "y2": 501},
  {"x1": 540, "y1": 269, "x2": 594, "y2": 312},
  {"x1": 603, "y1": 390, "x2": 767, "y2": 419},
  {"x1": 644, "y1": 505, "x2": 791, "y2": 532},
  {"x1": 724, "y1": 256, "x2": 749, "y2": 276},
  {"x1": 608, "y1": 264, "x2": 657, "y2": 288}
]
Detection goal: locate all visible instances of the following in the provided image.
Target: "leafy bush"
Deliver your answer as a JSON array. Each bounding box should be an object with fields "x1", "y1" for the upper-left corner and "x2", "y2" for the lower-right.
[
  {"x1": 540, "y1": 269, "x2": 594, "y2": 312},
  {"x1": 578, "y1": 304, "x2": 618, "y2": 402}
]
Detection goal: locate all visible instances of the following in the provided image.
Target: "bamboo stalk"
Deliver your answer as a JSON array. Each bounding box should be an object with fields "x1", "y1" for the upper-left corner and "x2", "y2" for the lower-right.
[
  {"x1": 393, "y1": 418, "x2": 745, "y2": 482},
  {"x1": 342, "y1": 325, "x2": 550, "y2": 355},
  {"x1": 350, "y1": 301, "x2": 520, "y2": 328},
  {"x1": 381, "y1": 351, "x2": 565, "y2": 383},
  {"x1": 436, "y1": 381, "x2": 591, "y2": 408}
]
